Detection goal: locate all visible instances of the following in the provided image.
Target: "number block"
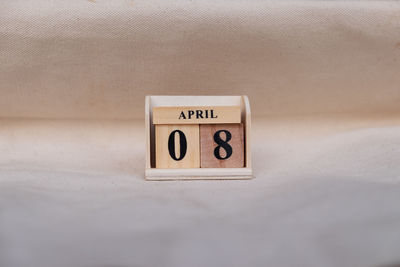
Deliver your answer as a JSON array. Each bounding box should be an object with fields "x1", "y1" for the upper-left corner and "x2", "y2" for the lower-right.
[
  {"x1": 200, "y1": 124, "x2": 244, "y2": 168},
  {"x1": 156, "y1": 124, "x2": 200, "y2": 169}
]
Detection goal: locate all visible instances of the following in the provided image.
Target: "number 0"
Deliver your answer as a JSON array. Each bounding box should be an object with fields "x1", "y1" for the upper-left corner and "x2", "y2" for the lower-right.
[{"x1": 168, "y1": 130, "x2": 187, "y2": 161}]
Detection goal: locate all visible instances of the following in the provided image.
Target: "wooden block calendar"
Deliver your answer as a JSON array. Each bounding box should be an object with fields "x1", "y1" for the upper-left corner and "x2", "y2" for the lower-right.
[{"x1": 145, "y1": 96, "x2": 252, "y2": 180}]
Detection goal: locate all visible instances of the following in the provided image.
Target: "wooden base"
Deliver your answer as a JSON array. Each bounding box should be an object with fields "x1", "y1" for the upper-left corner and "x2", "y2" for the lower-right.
[{"x1": 145, "y1": 168, "x2": 253, "y2": 180}]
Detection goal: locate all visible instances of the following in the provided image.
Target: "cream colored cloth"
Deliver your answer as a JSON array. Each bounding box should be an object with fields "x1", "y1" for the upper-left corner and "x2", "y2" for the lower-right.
[
  {"x1": 1, "y1": 0, "x2": 400, "y2": 119},
  {"x1": 1, "y1": 1, "x2": 400, "y2": 267}
]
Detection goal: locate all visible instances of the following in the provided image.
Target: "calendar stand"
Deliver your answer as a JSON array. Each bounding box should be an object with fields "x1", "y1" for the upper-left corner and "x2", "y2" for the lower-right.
[{"x1": 145, "y1": 95, "x2": 252, "y2": 180}]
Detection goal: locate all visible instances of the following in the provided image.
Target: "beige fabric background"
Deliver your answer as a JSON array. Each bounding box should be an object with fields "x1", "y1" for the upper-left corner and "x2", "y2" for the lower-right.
[
  {"x1": 1, "y1": 0, "x2": 400, "y2": 119},
  {"x1": 1, "y1": 1, "x2": 400, "y2": 267}
]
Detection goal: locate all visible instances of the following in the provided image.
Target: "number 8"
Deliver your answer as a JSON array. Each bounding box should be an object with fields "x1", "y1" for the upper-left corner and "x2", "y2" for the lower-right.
[{"x1": 213, "y1": 130, "x2": 233, "y2": 160}]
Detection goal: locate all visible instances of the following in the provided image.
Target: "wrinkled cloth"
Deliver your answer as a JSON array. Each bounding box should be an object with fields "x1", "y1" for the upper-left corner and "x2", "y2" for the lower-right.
[{"x1": 1, "y1": 1, "x2": 400, "y2": 267}]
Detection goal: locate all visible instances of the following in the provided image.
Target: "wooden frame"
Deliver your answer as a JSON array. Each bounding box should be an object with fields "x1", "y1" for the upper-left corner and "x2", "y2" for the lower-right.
[{"x1": 145, "y1": 95, "x2": 252, "y2": 180}]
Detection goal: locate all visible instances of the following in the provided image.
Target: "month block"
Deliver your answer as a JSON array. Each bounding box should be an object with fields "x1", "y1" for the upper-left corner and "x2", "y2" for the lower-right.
[
  {"x1": 200, "y1": 124, "x2": 244, "y2": 168},
  {"x1": 153, "y1": 106, "x2": 241, "y2": 124},
  {"x1": 156, "y1": 124, "x2": 200, "y2": 168}
]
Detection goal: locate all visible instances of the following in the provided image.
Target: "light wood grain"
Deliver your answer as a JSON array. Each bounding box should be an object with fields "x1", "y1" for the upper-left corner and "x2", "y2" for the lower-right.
[
  {"x1": 200, "y1": 124, "x2": 244, "y2": 168},
  {"x1": 155, "y1": 124, "x2": 200, "y2": 168},
  {"x1": 242, "y1": 95, "x2": 251, "y2": 169},
  {"x1": 153, "y1": 106, "x2": 241, "y2": 124}
]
